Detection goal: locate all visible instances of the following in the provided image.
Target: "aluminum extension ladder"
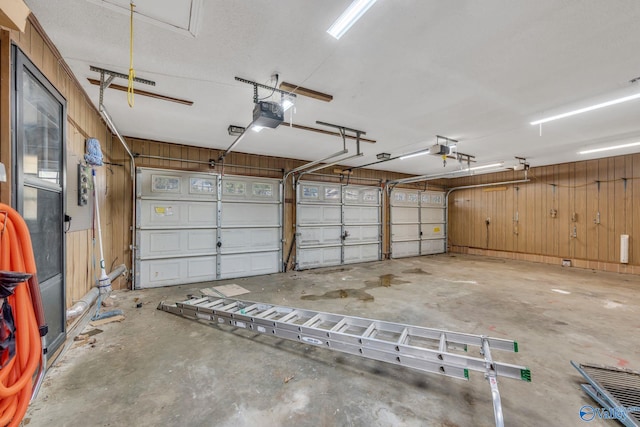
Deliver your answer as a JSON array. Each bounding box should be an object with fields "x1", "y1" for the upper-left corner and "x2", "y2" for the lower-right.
[{"x1": 159, "y1": 297, "x2": 531, "y2": 427}]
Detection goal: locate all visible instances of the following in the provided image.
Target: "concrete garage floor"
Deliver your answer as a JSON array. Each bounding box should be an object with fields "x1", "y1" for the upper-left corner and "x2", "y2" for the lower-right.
[{"x1": 26, "y1": 254, "x2": 639, "y2": 427}]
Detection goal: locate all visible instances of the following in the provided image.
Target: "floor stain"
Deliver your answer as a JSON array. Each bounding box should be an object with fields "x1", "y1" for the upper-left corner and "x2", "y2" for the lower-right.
[
  {"x1": 402, "y1": 268, "x2": 431, "y2": 275},
  {"x1": 302, "y1": 274, "x2": 409, "y2": 301},
  {"x1": 302, "y1": 288, "x2": 374, "y2": 302},
  {"x1": 309, "y1": 267, "x2": 352, "y2": 275}
]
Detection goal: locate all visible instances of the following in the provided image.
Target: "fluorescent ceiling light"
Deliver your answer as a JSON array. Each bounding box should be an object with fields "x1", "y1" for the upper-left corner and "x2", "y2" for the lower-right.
[
  {"x1": 282, "y1": 99, "x2": 294, "y2": 111},
  {"x1": 327, "y1": 0, "x2": 377, "y2": 40},
  {"x1": 251, "y1": 125, "x2": 265, "y2": 133},
  {"x1": 530, "y1": 92, "x2": 640, "y2": 125},
  {"x1": 468, "y1": 162, "x2": 504, "y2": 171},
  {"x1": 578, "y1": 141, "x2": 640, "y2": 155},
  {"x1": 400, "y1": 150, "x2": 430, "y2": 160}
]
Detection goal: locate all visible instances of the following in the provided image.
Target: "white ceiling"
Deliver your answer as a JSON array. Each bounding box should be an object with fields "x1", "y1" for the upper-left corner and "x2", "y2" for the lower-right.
[{"x1": 25, "y1": 0, "x2": 640, "y2": 176}]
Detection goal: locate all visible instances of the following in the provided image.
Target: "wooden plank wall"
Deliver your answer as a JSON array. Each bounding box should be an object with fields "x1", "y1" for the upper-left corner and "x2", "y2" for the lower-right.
[
  {"x1": 447, "y1": 154, "x2": 640, "y2": 273},
  {"x1": 3, "y1": 17, "x2": 130, "y2": 310}
]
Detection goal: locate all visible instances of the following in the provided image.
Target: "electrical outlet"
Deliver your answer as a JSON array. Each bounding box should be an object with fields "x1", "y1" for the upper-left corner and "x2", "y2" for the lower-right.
[
  {"x1": 550, "y1": 209, "x2": 557, "y2": 218},
  {"x1": 77, "y1": 164, "x2": 91, "y2": 206}
]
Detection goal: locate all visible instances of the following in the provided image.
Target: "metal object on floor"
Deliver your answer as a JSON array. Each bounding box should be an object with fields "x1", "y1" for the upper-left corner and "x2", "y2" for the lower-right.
[
  {"x1": 159, "y1": 296, "x2": 532, "y2": 427},
  {"x1": 572, "y1": 361, "x2": 640, "y2": 426}
]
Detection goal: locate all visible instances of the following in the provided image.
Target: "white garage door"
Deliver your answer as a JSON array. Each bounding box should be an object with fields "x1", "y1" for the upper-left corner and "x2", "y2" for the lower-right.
[
  {"x1": 296, "y1": 181, "x2": 381, "y2": 269},
  {"x1": 135, "y1": 168, "x2": 282, "y2": 288},
  {"x1": 390, "y1": 189, "x2": 446, "y2": 259},
  {"x1": 136, "y1": 168, "x2": 218, "y2": 288},
  {"x1": 219, "y1": 176, "x2": 282, "y2": 279}
]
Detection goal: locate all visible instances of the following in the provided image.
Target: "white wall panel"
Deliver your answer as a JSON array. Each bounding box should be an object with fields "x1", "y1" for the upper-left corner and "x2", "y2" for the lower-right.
[
  {"x1": 221, "y1": 203, "x2": 279, "y2": 227},
  {"x1": 344, "y1": 243, "x2": 379, "y2": 263},
  {"x1": 392, "y1": 224, "x2": 420, "y2": 241},
  {"x1": 421, "y1": 240, "x2": 446, "y2": 255},
  {"x1": 138, "y1": 200, "x2": 216, "y2": 229},
  {"x1": 138, "y1": 256, "x2": 217, "y2": 288},
  {"x1": 344, "y1": 225, "x2": 379, "y2": 243},
  {"x1": 298, "y1": 226, "x2": 342, "y2": 246},
  {"x1": 137, "y1": 229, "x2": 216, "y2": 259},
  {"x1": 297, "y1": 246, "x2": 342, "y2": 269},
  {"x1": 391, "y1": 241, "x2": 420, "y2": 258},
  {"x1": 421, "y1": 224, "x2": 445, "y2": 239},
  {"x1": 421, "y1": 207, "x2": 445, "y2": 223},
  {"x1": 220, "y1": 228, "x2": 279, "y2": 253},
  {"x1": 297, "y1": 205, "x2": 341, "y2": 225},
  {"x1": 391, "y1": 206, "x2": 419, "y2": 223},
  {"x1": 344, "y1": 206, "x2": 379, "y2": 224},
  {"x1": 220, "y1": 252, "x2": 279, "y2": 279}
]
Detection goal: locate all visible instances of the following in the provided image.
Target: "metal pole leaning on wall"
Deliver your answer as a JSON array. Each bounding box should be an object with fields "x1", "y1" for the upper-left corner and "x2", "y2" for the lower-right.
[{"x1": 98, "y1": 105, "x2": 136, "y2": 290}]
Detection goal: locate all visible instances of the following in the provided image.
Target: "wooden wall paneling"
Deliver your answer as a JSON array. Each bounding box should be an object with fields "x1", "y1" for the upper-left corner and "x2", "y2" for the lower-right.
[
  {"x1": 632, "y1": 154, "x2": 640, "y2": 265},
  {"x1": 544, "y1": 166, "x2": 552, "y2": 255},
  {"x1": 510, "y1": 178, "x2": 519, "y2": 252},
  {"x1": 568, "y1": 162, "x2": 576, "y2": 258},
  {"x1": 557, "y1": 163, "x2": 570, "y2": 257},
  {"x1": 613, "y1": 156, "x2": 627, "y2": 265},
  {"x1": 623, "y1": 155, "x2": 634, "y2": 264},
  {"x1": 574, "y1": 160, "x2": 587, "y2": 259},
  {"x1": 521, "y1": 179, "x2": 534, "y2": 254},
  {"x1": 585, "y1": 160, "x2": 599, "y2": 260},
  {"x1": 600, "y1": 158, "x2": 619, "y2": 262},
  {"x1": 531, "y1": 176, "x2": 541, "y2": 255},
  {"x1": 596, "y1": 158, "x2": 609, "y2": 262}
]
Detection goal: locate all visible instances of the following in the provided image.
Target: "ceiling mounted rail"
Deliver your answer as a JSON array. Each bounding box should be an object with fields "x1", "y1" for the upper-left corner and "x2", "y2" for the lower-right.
[
  {"x1": 284, "y1": 121, "x2": 367, "y2": 180},
  {"x1": 91, "y1": 65, "x2": 155, "y2": 108},
  {"x1": 235, "y1": 76, "x2": 297, "y2": 104},
  {"x1": 287, "y1": 149, "x2": 349, "y2": 176},
  {"x1": 217, "y1": 121, "x2": 255, "y2": 162}
]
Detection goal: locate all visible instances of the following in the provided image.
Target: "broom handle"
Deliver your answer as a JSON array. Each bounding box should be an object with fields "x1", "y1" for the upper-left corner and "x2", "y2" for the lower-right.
[{"x1": 92, "y1": 170, "x2": 107, "y2": 274}]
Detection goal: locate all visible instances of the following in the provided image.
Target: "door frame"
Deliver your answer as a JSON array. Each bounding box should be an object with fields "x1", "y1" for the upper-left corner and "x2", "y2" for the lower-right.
[{"x1": 12, "y1": 44, "x2": 67, "y2": 355}]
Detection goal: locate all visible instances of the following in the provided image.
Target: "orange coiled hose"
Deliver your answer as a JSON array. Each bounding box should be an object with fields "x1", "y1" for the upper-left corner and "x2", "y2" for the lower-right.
[{"x1": 0, "y1": 203, "x2": 43, "y2": 427}]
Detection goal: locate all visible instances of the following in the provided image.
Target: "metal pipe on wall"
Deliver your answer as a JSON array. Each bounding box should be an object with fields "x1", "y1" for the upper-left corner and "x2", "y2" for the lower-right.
[
  {"x1": 99, "y1": 105, "x2": 136, "y2": 289},
  {"x1": 65, "y1": 264, "x2": 127, "y2": 321}
]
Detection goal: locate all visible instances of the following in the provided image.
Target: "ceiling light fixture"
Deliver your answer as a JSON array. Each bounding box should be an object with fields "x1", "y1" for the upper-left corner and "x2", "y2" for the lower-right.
[
  {"x1": 578, "y1": 141, "x2": 640, "y2": 155},
  {"x1": 327, "y1": 0, "x2": 377, "y2": 40},
  {"x1": 228, "y1": 125, "x2": 245, "y2": 136},
  {"x1": 467, "y1": 162, "x2": 504, "y2": 171},
  {"x1": 530, "y1": 92, "x2": 640, "y2": 125},
  {"x1": 400, "y1": 150, "x2": 430, "y2": 160},
  {"x1": 376, "y1": 153, "x2": 391, "y2": 160}
]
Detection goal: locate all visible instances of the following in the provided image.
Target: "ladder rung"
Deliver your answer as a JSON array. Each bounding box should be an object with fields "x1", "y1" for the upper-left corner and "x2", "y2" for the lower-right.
[
  {"x1": 439, "y1": 333, "x2": 447, "y2": 352},
  {"x1": 363, "y1": 322, "x2": 377, "y2": 338},
  {"x1": 302, "y1": 314, "x2": 322, "y2": 328},
  {"x1": 184, "y1": 297, "x2": 209, "y2": 306},
  {"x1": 254, "y1": 307, "x2": 277, "y2": 318},
  {"x1": 398, "y1": 328, "x2": 409, "y2": 345},
  {"x1": 202, "y1": 299, "x2": 226, "y2": 309},
  {"x1": 280, "y1": 310, "x2": 299, "y2": 323},
  {"x1": 221, "y1": 302, "x2": 239, "y2": 312},
  {"x1": 330, "y1": 318, "x2": 347, "y2": 332}
]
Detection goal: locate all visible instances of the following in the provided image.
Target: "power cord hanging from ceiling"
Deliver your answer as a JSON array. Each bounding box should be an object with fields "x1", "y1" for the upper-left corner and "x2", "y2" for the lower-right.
[{"x1": 127, "y1": 2, "x2": 136, "y2": 108}]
